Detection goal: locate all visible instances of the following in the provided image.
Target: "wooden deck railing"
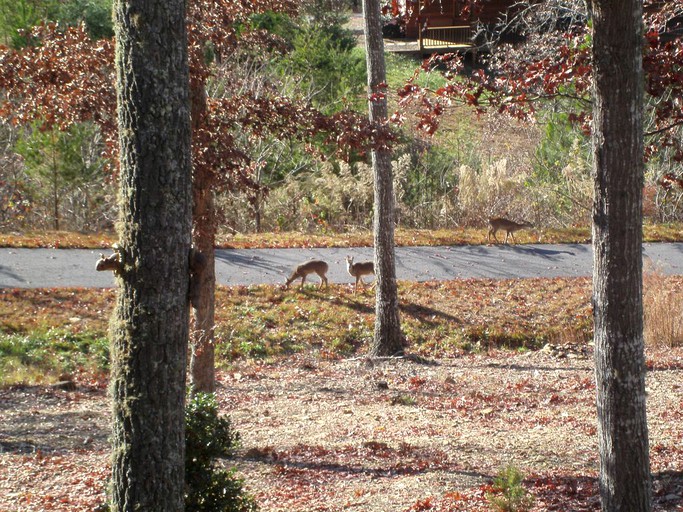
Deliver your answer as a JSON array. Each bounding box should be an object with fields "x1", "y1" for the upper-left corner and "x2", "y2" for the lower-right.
[{"x1": 418, "y1": 25, "x2": 474, "y2": 51}]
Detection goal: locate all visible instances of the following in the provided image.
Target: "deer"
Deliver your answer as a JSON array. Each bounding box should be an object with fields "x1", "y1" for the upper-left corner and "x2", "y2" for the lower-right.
[
  {"x1": 487, "y1": 217, "x2": 533, "y2": 244},
  {"x1": 346, "y1": 255, "x2": 375, "y2": 292},
  {"x1": 285, "y1": 259, "x2": 329, "y2": 290}
]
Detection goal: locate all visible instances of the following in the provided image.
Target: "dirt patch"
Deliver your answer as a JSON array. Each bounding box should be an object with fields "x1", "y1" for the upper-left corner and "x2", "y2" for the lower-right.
[{"x1": 1, "y1": 348, "x2": 682, "y2": 511}]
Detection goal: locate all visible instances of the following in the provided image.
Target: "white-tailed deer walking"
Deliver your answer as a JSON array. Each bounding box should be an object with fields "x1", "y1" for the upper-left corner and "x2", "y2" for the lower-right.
[
  {"x1": 488, "y1": 217, "x2": 533, "y2": 244},
  {"x1": 346, "y1": 255, "x2": 374, "y2": 292},
  {"x1": 285, "y1": 260, "x2": 329, "y2": 290}
]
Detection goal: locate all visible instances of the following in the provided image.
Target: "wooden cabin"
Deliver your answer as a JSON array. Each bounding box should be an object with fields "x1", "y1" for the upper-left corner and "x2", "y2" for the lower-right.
[{"x1": 390, "y1": 0, "x2": 519, "y2": 53}]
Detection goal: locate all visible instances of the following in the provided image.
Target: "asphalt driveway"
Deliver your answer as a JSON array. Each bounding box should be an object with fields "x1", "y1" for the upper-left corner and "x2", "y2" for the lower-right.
[{"x1": 1, "y1": 243, "x2": 683, "y2": 288}]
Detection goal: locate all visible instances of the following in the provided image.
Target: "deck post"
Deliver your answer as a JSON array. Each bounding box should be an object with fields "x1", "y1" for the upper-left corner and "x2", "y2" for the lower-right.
[{"x1": 417, "y1": 0, "x2": 423, "y2": 51}]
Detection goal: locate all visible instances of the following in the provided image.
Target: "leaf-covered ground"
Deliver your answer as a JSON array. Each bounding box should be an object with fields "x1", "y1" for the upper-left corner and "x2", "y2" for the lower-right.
[
  {"x1": 1, "y1": 278, "x2": 682, "y2": 511},
  {"x1": 1, "y1": 349, "x2": 682, "y2": 511}
]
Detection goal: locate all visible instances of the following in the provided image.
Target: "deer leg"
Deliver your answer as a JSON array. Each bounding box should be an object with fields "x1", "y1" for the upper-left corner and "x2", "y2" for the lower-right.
[{"x1": 317, "y1": 271, "x2": 328, "y2": 289}]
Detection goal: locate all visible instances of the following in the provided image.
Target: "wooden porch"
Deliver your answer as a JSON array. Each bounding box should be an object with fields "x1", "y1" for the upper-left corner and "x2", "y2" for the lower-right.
[
  {"x1": 419, "y1": 24, "x2": 476, "y2": 53},
  {"x1": 387, "y1": 0, "x2": 517, "y2": 55},
  {"x1": 384, "y1": 24, "x2": 476, "y2": 55}
]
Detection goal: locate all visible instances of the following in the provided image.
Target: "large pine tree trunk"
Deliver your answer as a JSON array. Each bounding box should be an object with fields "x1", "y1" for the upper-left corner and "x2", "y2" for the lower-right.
[
  {"x1": 111, "y1": 0, "x2": 192, "y2": 509},
  {"x1": 363, "y1": 0, "x2": 404, "y2": 357},
  {"x1": 590, "y1": 1, "x2": 651, "y2": 510}
]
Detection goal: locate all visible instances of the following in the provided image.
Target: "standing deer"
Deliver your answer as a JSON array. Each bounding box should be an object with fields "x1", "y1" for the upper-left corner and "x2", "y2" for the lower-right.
[
  {"x1": 488, "y1": 217, "x2": 533, "y2": 244},
  {"x1": 285, "y1": 260, "x2": 329, "y2": 290},
  {"x1": 346, "y1": 255, "x2": 375, "y2": 292}
]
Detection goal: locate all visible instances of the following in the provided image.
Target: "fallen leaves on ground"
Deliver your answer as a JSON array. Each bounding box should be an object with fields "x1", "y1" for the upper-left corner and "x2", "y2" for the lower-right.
[{"x1": 1, "y1": 349, "x2": 682, "y2": 511}]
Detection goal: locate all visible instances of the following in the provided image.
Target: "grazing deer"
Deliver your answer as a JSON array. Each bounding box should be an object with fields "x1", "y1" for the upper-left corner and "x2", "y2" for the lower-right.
[
  {"x1": 488, "y1": 217, "x2": 533, "y2": 244},
  {"x1": 346, "y1": 255, "x2": 374, "y2": 292},
  {"x1": 285, "y1": 260, "x2": 329, "y2": 290}
]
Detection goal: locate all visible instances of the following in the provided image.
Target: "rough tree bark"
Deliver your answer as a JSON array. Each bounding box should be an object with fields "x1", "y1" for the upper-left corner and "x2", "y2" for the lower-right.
[
  {"x1": 362, "y1": 0, "x2": 404, "y2": 357},
  {"x1": 589, "y1": 1, "x2": 652, "y2": 510},
  {"x1": 110, "y1": 0, "x2": 192, "y2": 509}
]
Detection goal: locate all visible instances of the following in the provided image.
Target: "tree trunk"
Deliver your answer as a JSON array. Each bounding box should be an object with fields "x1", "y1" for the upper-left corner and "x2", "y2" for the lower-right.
[
  {"x1": 363, "y1": 0, "x2": 404, "y2": 357},
  {"x1": 51, "y1": 138, "x2": 59, "y2": 231},
  {"x1": 590, "y1": 1, "x2": 651, "y2": 510},
  {"x1": 190, "y1": 163, "x2": 216, "y2": 393},
  {"x1": 188, "y1": 80, "x2": 217, "y2": 394},
  {"x1": 111, "y1": 0, "x2": 192, "y2": 509}
]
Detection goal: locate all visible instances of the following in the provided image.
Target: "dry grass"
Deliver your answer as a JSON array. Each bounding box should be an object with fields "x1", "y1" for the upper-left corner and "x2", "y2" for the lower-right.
[
  {"x1": 0, "y1": 231, "x2": 116, "y2": 249},
  {"x1": 2, "y1": 223, "x2": 682, "y2": 249},
  {"x1": 644, "y1": 269, "x2": 683, "y2": 348},
  {"x1": 5, "y1": 347, "x2": 683, "y2": 511}
]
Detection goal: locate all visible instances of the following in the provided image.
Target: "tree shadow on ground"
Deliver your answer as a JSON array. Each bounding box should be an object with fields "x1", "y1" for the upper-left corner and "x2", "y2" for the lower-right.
[{"x1": 0, "y1": 387, "x2": 109, "y2": 454}]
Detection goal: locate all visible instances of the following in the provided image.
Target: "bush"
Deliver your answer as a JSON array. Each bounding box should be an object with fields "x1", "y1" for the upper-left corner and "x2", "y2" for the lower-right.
[
  {"x1": 260, "y1": 160, "x2": 374, "y2": 232},
  {"x1": 529, "y1": 113, "x2": 592, "y2": 226},
  {"x1": 14, "y1": 121, "x2": 115, "y2": 232},
  {"x1": 58, "y1": 0, "x2": 114, "y2": 39},
  {"x1": 185, "y1": 392, "x2": 258, "y2": 512}
]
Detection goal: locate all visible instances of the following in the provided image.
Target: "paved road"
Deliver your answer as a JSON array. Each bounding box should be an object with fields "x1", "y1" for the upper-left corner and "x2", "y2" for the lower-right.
[{"x1": 1, "y1": 243, "x2": 683, "y2": 288}]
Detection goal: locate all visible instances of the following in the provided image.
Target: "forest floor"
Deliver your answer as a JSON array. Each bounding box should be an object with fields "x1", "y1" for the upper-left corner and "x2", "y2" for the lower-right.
[{"x1": 1, "y1": 346, "x2": 682, "y2": 511}]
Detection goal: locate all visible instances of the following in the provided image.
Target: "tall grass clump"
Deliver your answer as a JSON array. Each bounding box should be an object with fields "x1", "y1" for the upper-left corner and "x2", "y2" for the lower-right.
[
  {"x1": 644, "y1": 270, "x2": 683, "y2": 348},
  {"x1": 457, "y1": 158, "x2": 532, "y2": 226}
]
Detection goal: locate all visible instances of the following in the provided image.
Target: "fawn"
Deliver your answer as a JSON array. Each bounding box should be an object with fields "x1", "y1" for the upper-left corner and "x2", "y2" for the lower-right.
[
  {"x1": 285, "y1": 259, "x2": 329, "y2": 290},
  {"x1": 488, "y1": 217, "x2": 533, "y2": 244},
  {"x1": 346, "y1": 255, "x2": 374, "y2": 292}
]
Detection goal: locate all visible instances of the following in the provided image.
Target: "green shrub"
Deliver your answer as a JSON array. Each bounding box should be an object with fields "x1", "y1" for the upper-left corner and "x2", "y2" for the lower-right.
[
  {"x1": 58, "y1": 0, "x2": 114, "y2": 39},
  {"x1": 0, "y1": 0, "x2": 113, "y2": 47},
  {"x1": 249, "y1": 11, "x2": 298, "y2": 45},
  {"x1": 15, "y1": 120, "x2": 112, "y2": 231},
  {"x1": 185, "y1": 392, "x2": 258, "y2": 512},
  {"x1": 0, "y1": 0, "x2": 61, "y2": 48},
  {"x1": 277, "y1": 21, "x2": 365, "y2": 111}
]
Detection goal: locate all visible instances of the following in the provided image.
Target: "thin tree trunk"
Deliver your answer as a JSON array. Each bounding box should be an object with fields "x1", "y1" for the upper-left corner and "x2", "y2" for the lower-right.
[
  {"x1": 190, "y1": 161, "x2": 216, "y2": 393},
  {"x1": 110, "y1": 0, "x2": 192, "y2": 509},
  {"x1": 590, "y1": 1, "x2": 651, "y2": 510},
  {"x1": 187, "y1": 78, "x2": 216, "y2": 394},
  {"x1": 51, "y1": 139, "x2": 59, "y2": 231},
  {"x1": 363, "y1": 0, "x2": 404, "y2": 357}
]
